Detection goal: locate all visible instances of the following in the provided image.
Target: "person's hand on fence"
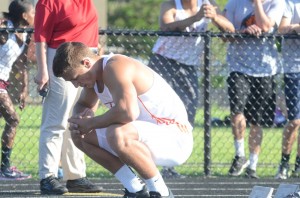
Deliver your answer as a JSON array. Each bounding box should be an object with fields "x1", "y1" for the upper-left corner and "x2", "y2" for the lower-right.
[
  {"x1": 241, "y1": 24, "x2": 262, "y2": 37},
  {"x1": 203, "y1": 4, "x2": 218, "y2": 21},
  {"x1": 287, "y1": 24, "x2": 300, "y2": 34}
]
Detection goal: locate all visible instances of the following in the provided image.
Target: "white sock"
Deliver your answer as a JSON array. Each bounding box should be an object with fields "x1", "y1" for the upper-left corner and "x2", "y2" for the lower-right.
[
  {"x1": 249, "y1": 153, "x2": 259, "y2": 170},
  {"x1": 234, "y1": 138, "x2": 245, "y2": 157},
  {"x1": 114, "y1": 165, "x2": 144, "y2": 193},
  {"x1": 145, "y1": 173, "x2": 169, "y2": 196}
]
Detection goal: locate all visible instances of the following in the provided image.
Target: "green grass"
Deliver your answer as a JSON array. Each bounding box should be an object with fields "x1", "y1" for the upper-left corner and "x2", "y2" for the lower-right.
[{"x1": 0, "y1": 105, "x2": 292, "y2": 178}]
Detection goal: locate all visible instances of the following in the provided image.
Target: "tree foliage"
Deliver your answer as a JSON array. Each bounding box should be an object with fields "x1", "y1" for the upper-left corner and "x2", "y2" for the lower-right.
[
  {"x1": 107, "y1": 0, "x2": 164, "y2": 30},
  {"x1": 107, "y1": 0, "x2": 228, "y2": 30}
]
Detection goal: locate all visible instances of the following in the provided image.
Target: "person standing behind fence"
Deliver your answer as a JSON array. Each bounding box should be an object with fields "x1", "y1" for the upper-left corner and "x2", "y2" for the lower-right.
[
  {"x1": 148, "y1": 0, "x2": 233, "y2": 179},
  {"x1": 275, "y1": 0, "x2": 300, "y2": 180},
  {"x1": 0, "y1": 0, "x2": 34, "y2": 180},
  {"x1": 33, "y1": 0, "x2": 103, "y2": 195},
  {"x1": 210, "y1": 0, "x2": 284, "y2": 178}
]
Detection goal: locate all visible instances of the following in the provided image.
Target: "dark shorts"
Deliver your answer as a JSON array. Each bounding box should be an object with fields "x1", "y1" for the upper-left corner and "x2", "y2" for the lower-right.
[
  {"x1": 284, "y1": 73, "x2": 300, "y2": 121},
  {"x1": 227, "y1": 72, "x2": 276, "y2": 126}
]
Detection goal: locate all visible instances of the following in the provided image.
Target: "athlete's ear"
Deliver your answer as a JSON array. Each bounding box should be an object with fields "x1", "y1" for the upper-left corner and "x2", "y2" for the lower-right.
[{"x1": 82, "y1": 57, "x2": 91, "y2": 68}]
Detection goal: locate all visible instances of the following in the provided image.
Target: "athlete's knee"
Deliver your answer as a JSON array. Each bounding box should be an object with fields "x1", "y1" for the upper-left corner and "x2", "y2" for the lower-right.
[{"x1": 106, "y1": 124, "x2": 129, "y2": 152}]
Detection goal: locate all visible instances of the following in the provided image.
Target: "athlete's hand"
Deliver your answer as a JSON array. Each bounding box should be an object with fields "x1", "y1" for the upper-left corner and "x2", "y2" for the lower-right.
[
  {"x1": 69, "y1": 117, "x2": 93, "y2": 138},
  {"x1": 68, "y1": 108, "x2": 95, "y2": 138}
]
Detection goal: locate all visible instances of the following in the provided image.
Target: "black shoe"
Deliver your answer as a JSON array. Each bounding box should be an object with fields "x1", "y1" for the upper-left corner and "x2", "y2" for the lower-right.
[
  {"x1": 244, "y1": 167, "x2": 259, "y2": 179},
  {"x1": 161, "y1": 167, "x2": 186, "y2": 179},
  {"x1": 291, "y1": 166, "x2": 300, "y2": 178},
  {"x1": 228, "y1": 156, "x2": 249, "y2": 176},
  {"x1": 66, "y1": 177, "x2": 103, "y2": 193},
  {"x1": 275, "y1": 162, "x2": 289, "y2": 179},
  {"x1": 40, "y1": 175, "x2": 68, "y2": 195},
  {"x1": 150, "y1": 188, "x2": 174, "y2": 198},
  {"x1": 123, "y1": 185, "x2": 150, "y2": 198}
]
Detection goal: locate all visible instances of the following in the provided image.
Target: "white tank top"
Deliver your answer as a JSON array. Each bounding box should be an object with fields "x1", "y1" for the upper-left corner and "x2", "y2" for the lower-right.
[
  {"x1": 94, "y1": 54, "x2": 192, "y2": 128},
  {"x1": 0, "y1": 20, "x2": 27, "y2": 81},
  {"x1": 152, "y1": 0, "x2": 208, "y2": 66}
]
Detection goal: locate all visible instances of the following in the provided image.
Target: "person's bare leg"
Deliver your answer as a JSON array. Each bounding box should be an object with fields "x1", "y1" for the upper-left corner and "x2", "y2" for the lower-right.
[
  {"x1": 231, "y1": 113, "x2": 247, "y2": 158},
  {"x1": 229, "y1": 113, "x2": 248, "y2": 176},
  {"x1": 247, "y1": 124, "x2": 262, "y2": 174},
  {"x1": 0, "y1": 93, "x2": 19, "y2": 149},
  {"x1": 77, "y1": 130, "x2": 147, "y2": 195},
  {"x1": 296, "y1": 120, "x2": 300, "y2": 156},
  {"x1": 275, "y1": 120, "x2": 300, "y2": 179},
  {"x1": 106, "y1": 123, "x2": 170, "y2": 196},
  {"x1": 231, "y1": 113, "x2": 246, "y2": 141},
  {"x1": 73, "y1": 130, "x2": 124, "y2": 173},
  {"x1": 0, "y1": 93, "x2": 19, "y2": 172},
  {"x1": 106, "y1": 123, "x2": 159, "y2": 180},
  {"x1": 249, "y1": 124, "x2": 262, "y2": 155},
  {"x1": 296, "y1": 120, "x2": 300, "y2": 172},
  {"x1": 283, "y1": 120, "x2": 299, "y2": 155}
]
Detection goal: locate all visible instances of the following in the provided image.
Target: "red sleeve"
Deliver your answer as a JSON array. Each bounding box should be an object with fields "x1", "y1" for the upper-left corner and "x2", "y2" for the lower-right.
[{"x1": 34, "y1": 2, "x2": 55, "y2": 43}]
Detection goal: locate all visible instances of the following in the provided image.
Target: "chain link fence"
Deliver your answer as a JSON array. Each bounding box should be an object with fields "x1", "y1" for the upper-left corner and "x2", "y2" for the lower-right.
[{"x1": 0, "y1": 28, "x2": 296, "y2": 178}]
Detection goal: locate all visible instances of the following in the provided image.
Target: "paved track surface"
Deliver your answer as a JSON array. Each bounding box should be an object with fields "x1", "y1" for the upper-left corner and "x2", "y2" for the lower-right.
[{"x1": 1, "y1": 177, "x2": 300, "y2": 197}]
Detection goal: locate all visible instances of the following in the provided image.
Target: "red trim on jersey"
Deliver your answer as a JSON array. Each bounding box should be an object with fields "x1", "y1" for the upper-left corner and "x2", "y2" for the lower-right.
[{"x1": 138, "y1": 97, "x2": 189, "y2": 132}]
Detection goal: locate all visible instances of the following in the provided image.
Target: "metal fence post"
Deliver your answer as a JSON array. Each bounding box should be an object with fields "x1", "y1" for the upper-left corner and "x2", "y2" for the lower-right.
[{"x1": 203, "y1": 32, "x2": 211, "y2": 176}]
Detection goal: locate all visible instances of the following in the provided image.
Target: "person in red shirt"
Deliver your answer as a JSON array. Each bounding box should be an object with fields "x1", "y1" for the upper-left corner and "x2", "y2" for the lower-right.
[{"x1": 34, "y1": 0, "x2": 102, "y2": 195}]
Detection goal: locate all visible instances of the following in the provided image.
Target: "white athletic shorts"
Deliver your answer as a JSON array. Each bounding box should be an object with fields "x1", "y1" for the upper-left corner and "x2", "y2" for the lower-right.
[{"x1": 96, "y1": 120, "x2": 193, "y2": 167}]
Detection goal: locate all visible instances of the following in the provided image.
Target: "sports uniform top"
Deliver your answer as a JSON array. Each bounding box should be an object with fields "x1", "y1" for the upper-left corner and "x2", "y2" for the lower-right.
[
  {"x1": 0, "y1": 20, "x2": 27, "y2": 81},
  {"x1": 34, "y1": 0, "x2": 99, "y2": 49},
  {"x1": 224, "y1": 0, "x2": 284, "y2": 77},
  {"x1": 281, "y1": 0, "x2": 300, "y2": 73},
  {"x1": 94, "y1": 53, "x2": 192, "y2": 130},
  {"x1": 152, "y1": 0, "x2": 209, "y2": 67}
]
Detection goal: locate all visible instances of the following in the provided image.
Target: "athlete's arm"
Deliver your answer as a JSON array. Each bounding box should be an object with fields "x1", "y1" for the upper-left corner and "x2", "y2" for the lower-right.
[
  {"x1": 72, "y1": 87, "x2": 99, "y2": 116},
  {"x1": 69, "y1": 55, "x2": 141, "y2": 134}
]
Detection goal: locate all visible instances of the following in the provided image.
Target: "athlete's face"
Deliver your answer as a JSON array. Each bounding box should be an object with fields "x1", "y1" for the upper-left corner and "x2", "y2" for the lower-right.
[{"x1": 63, "y1": 59, "x2": 94, "y2": 88}]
